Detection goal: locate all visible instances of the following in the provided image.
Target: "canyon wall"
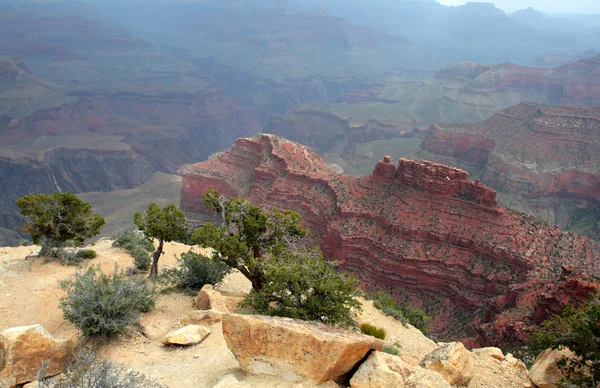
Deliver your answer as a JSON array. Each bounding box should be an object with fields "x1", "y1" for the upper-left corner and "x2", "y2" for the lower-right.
[
  {"x1": 181, "y1": 134, "x2": 600, "y2": 346},
  {"x1": 418, "y1": 102, "x2": 600, "y2": 240}
]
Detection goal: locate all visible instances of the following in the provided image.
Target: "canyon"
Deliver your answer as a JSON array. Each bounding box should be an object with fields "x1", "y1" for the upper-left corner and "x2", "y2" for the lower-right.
[
  {"x1": 180, "y1": 134, "x2": 600, "y2": 347},
  {"x1": 418, "y1": 102, "x2": 600, "y2": 240}
]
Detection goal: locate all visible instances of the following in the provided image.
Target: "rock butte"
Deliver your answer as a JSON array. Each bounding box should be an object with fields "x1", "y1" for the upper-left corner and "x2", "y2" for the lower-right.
[
  {"x1": 418, "y1": 102, "x2": 600, "y2": 238},
  {"x1": 181, "y1": 134, "x2": 600, "y2": 346}
]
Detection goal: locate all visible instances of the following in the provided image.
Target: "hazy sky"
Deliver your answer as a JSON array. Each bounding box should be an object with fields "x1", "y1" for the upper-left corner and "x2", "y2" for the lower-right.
[{"x1": 436, "y1": 0, "x2": 600, "y2": 14}]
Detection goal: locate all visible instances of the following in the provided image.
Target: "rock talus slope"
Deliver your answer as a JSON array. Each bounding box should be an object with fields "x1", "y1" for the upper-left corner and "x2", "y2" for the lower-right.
[{"x1": 181, "y1": 134, "x2": 600, "y2": 346}]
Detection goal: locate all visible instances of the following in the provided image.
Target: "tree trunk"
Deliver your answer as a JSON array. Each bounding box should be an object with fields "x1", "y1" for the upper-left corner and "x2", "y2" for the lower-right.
[{"x1": 149, "y1": 238, "x2": 163, "y2": 278}]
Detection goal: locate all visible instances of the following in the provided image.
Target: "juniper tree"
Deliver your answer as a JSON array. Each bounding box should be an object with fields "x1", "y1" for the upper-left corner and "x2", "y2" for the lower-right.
[{"x1": 134, "y1": 203, "x2": 189, "y2": 278}]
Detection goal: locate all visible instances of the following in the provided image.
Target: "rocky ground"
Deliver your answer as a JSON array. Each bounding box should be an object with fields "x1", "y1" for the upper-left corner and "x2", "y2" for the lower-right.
[{"x1": 0, "y1": 240, "x2": 535, "y2": 387}]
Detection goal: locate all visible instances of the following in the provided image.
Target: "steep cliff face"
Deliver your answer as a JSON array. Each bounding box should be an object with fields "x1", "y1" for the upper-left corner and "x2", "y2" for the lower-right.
[
  {"x1": 418, "y1": 102, "x2": 600, "y2": 239},
  {"x1": 181, "y1": 134, "x2": 600, "y2": 346}
]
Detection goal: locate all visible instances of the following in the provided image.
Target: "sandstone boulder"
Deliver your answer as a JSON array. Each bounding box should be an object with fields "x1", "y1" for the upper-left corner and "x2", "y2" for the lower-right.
[
  {"x1": 222, "y1": 314, "x2": 384, "y2": 384},
  {"x1": 195, "y1": 284, "x2": 230, "y2": 313},
  {"x1": 420, "y1": 342, "x2": 473, "y2": 386},
  {"x1": 350, "y1": 351, "x2": 450, "y2": 388},
  {"x1": 162, "y1": 325, "x2": 210, "y2": 346},
  {"x1": 0, "y1": 324, "x2": 78, "y2": 388},
  {"x1": 529, "y1": 348, "x2": 574, "y2": 388},
  {"x1": 181, "y1": 310, "x2": 224, "y2": 326},
  {"x1": 473, "y1": 347, "x2": 504, "y2": 361}
]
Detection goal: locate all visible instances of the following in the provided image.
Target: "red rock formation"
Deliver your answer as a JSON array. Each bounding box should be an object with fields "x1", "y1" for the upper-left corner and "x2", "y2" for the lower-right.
[
  {"x1": 419, "y1": 102, "x2": 600, "y2": 239},
  {"x1": 181, "y1": 134, "x2": 600, "y2": 346}
]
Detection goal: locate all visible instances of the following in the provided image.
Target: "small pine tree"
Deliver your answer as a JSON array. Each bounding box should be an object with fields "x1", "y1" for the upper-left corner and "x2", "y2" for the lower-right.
[{"x1": 134, "y1": 204, "x2": 189, "y2": 278}]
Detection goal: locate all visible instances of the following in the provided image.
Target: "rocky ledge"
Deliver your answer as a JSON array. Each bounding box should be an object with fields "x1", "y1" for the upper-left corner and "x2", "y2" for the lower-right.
[
  {"x1": 181, "y1": 134, "x2": 600, "y2": 346},
  {"x1": 418, "y1": 102, "x2": 600, "y2": 239}
]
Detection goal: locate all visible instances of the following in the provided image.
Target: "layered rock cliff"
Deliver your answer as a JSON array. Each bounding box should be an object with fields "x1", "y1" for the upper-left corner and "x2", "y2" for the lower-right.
[
  {"x1": 418, "y1": 102, "x2": 600, "y2": 240},
  {"x1": 181, "y1": 134, "x2": 600, "y2": 346}
]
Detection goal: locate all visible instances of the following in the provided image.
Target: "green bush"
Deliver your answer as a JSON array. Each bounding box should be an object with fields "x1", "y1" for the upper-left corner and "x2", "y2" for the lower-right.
[
  {"x1": 112, "y1": 230, "x2": 154, "y2": 271},
  {"x1": 242, "y1": 248, "x2": 361, "y2": 327},
  {"x1": 383, "y1": 345, "x2": 400, "y2": 356},
  {"x1": 19, "y1": 239, "x2": 31, "y2": 246},
  {"x1": 370, "y1": 290, "x2": 431, "y2": 335},
  {"x1": 76, "y1": 249, "x2": 97, "y2": 259},
  {"x1": 38, "y1": 350, "x2": 165, "y2": 388},
  {"x1": 59, "y1": 265, "x2": 157, "y2": 339},
  {"x1": 164, "y1": 251, "x2": 230, "y2": 292},
  {"x1": 360, "y1": 323, "x2": 386, "y2": 340},
  {"x1": 529, "y1": 294, "x2": 600, "y2": 386}
]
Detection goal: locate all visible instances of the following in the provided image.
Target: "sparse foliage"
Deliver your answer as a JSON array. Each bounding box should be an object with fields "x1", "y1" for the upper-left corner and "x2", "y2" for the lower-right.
[
  {"x1": 529, "y1": 294, "x2": 600, "y2": 386},
  {"x1": 191, "y1": 189, "x2": 306, "y2": 291},
  {"x1": 360, "y1": 323, "x2": 386, "y2": 339},
  {"x1": 371, "y1": 290, "x2": 432, "y2": 334},
  {"x1": 59, "y1": 265, "x2": 157, "y2": 339},
  {"x1": 17, "y1": 192, "x2": 105, "y2": 252},
  {"x1": 40, "y1": 350, "x2": 165, "y2": 388},
  {"x1": 164, "y1": 250, "x2": 230, "y2": 292},
  {"x1": 112, "y1": 229, "x2": 155, "y2": 271},
  {"x1": 242, "y1": 248, "x2": 361, "y2": 327},
  {"x1": 134, "y1": 204, "x2": 189, "y2": 278}
]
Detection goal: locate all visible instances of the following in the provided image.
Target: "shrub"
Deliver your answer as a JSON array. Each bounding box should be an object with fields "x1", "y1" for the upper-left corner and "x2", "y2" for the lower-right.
[
  {"x1": 76, "y1": 249, "x2": 97, "y2": 259},
  {"x1": 112, "y1": 230, "x2": 154, "y2": 271},
  {"x1": 360, "y1": 323, "x2": 386, "y2": 340},
  {"x1": 383, "y1": 345, "x2": 400, "y2": 356},
  {"x1": 38, "y1": 350, "x2": 165, "y2": 388},
  {"x1": 19, "y1": 239, "x2": 31, "y2": 246},
  {"x1": 164, "y1": 250, "x2": 230, "y2": 292},
  {"x1": 242, "y1": 248, "x2": 361, "y2": 327},
  {"x1": 529, "y1": 294, "x2": 600, "y2": 386},
  {"x1": 370, "y1": 290, "x2": 431, "y2": 334},
  {"x1": 59, "y1": 265, "x2": 157, "y2": 339}
]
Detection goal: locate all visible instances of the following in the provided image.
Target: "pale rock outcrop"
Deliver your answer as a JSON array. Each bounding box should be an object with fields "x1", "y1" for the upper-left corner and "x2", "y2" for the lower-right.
[
  {"x1": 420, "y1": 342, "x2": 473, "y2": 386},
  {"x1": 195, "y1": 284, "x2": 230, "y2": 313},
  {"x1": 504, "y1": 353, "x2": 527, "y2": 371},
  {"x1": 162, "y1": 325, "x2": 210, "y2": 346},
  {"x1": 529, "y1": 348, "x2": 574, "y2": 388},
  {"x1": 472, "y1": 347, "x2": 504, "y2": 361},
  {"x1": 350, "y1": 351, "x2": 450, "y2": 388},
  {"x1": 222, "y1": 314, "x2": 384, "y2": 384},
  {"x1": 181, "y1": 310, "x2": 224, "y2": 326},
  {"x1": 0, "y1": 324, "x2": 78, "y2": 388}
]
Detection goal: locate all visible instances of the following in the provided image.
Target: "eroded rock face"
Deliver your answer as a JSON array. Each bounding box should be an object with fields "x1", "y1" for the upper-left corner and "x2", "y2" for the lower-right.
[
  {"x1": 418, "y1": 102, "x2": 600, "y2": 240},
  {"x1": 420, "y1": 342, "x2": 473, "y2": 386},
  {"x1": 221, "y1": 313, "x2": 384, "y2": 384},
  {"x1": 181, "y1": 134, "x2": 600, "y2": 346},
  {"x1": 0, "y1": 324, "x2": 78, "y2": 388},
  {"x1": 350, "y1": 351, "x2": 450, "y2": 388}
]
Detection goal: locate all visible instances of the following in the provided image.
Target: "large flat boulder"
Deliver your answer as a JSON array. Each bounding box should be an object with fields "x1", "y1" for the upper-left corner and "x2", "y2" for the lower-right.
[
  {"x1": 420, "y1": 342, "x2": 473, "y2": 386},
  {"x1": 350, "y1": 351, "x2": 450, "y2": 388},
  {"x1": 0, "y1": 324, "x2": 78, "y2": 388},
  {"x1": 162, "y1": 325, "x2": 210, "y2": 346},
  {"x1": 222, "y1": 314, "x2": 384, "y2": 384}
]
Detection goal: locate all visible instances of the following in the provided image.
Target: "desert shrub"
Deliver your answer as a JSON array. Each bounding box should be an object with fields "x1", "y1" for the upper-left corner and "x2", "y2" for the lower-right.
[
  {"x1": 360, "y1": 323, "x2": 386, "y2": 340},
  {"x1": 529, "y1": 294, "x2": 600, "y2": 386},
  {"x1": 19, "y1": 239, "x2": 31, "y2": 246},
  {"x1": 383, "y1": 345, "x2": 400, "y2": 356},
  {"x1": 370, "y1": 290, "x2": 431, "y2": 334},
  {"x1": 38, "y1": 350, "x2": 165, "y2": 388},
  {"x1": 242, "y1": 248, "x2": 361, "y2": 327},
  {"x1": 164, "y1": 250, "x2": 230, "y2": 292},
  {"x1": 76, "y1": 249, "x2": 97, "y2": 259},
  {"x1": 59, "y1": 265, "x2": 157, "y2": 339},
  {"x1": 112, "y1": 230, "x2": 154, "y2": 271}
]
